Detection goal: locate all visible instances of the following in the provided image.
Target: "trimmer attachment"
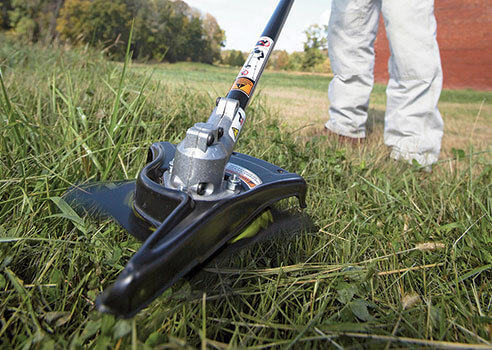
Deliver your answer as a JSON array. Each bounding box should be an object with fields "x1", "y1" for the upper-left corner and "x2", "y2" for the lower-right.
[{"x1": 68, "y1": 0, "x2": 304, "y2": 318}]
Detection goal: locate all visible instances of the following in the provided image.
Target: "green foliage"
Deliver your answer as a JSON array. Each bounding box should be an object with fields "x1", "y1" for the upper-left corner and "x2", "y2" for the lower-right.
[
  {"x1": 266, "y1": 51, "x2": 309, "y2": 72},
  {"x1": 302, "y1": 24, "x2": 329, "y2": 71},
  {"x1": 6, "y1": 0, "x2": 62, "y2": 41},
  {"x1": 265, "y1": 25, "x2": 331, "y2": 73},
  {"x1": 7, "y1": 0, "x2": 41, "y2": 40},
  {"x1": 286, "y1": 51, "x2": 304, "y2": 71},
  {"x1": 223, "y1": 49, "x2": 245, "y2": 67},
  {"x1": 82, "y1": 0, "x2": 131, "y2": 58},
  {"x1": 303, "y1": 24, "x2": 328, "y2": 51},
  {"x1": 56, "y1": 0, "x2": 91, "y2": 43},
  {"x1": 268, "y1": 50, "x2": 290, "y2": 70},
  {"x1": 201, "y1": 13, "x2": 225, "y2": 63},
  {"x1": 302, "y1": 47, "x2": 326, "y2": 71},
  {"x1": 1, "y1": 0, "x2": 12, "y2": 29},
  {"x1": 12, "y1": 16, "x2": 37, "y2": 40},
  {"x1": 4, "y1": 0, "x2": 225, "y2": 63}
]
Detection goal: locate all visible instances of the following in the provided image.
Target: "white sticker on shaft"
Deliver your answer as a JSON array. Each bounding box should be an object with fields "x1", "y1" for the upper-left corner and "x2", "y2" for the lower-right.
[
  {"x1": 237, "y1": 36, "x2": 274, "y2": 82},
  {"x1": 228, "y1": 108, "x2": 246, "y2": 142}
]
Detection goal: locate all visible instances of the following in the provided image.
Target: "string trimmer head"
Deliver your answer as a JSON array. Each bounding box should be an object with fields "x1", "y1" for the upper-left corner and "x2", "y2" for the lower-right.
[{"x1": 68, "y1": 0, "x2": 305, "y2": 318}]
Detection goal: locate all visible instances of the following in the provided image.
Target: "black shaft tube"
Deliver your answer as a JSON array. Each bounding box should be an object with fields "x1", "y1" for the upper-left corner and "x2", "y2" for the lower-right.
[
  {"x1": 227, "y1": 0, "x2": 295, "y2": 110},
  {"x1": 261, "y1": 0, "x2": 295, "y2": 43}
]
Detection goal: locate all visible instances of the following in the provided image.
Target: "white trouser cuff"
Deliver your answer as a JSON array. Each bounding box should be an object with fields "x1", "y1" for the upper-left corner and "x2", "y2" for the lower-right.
[
  {"x1": 390, "y1": 147, "x2": 438, "y2": 167},
  {"x1": 325, "y1": 120, "x2": 366, "y2": 139}
]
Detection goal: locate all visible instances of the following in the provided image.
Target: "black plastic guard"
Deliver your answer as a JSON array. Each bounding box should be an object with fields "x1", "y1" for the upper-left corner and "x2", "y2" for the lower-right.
[{"x1": 69, "y1": 142, "x2": 307, "y2": 318}]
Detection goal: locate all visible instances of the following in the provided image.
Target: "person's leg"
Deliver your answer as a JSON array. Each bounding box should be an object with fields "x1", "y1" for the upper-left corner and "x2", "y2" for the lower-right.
[
  {"x1": 382, "y1": 0, "x2": 444, "y2": 166},
  {"x1": 326, "y1": 0, "x2": 381, "y2": 139}
]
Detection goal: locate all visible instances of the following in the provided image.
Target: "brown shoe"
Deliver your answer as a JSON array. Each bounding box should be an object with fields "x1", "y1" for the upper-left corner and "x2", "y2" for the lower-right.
[{"x1": 321, "y1": 128, "x2": 365, "y2": 146}]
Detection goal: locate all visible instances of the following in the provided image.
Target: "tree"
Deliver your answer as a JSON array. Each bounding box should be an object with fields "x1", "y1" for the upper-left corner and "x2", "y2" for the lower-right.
[
  {"x1": 303, "y1": 24, "x2": 328, "y2": 51},
  {"x1": 44, "y1": 0, "x2": 63, "y2": 42},
  {"x1": 287, "y1": 52, "x2": 303, "y2": 71},
  {"x1": 1, "y1": 0, "x2": 12, "y2": 29},
  {"x1": 56, "y1": 0, "x2": 91, "y2": 43},
  {"x1": 201, "y1": 13, "x2": 225, "y2": 63},
  {"x1": 171, "y1": 0, "x2": 190, "y2": 15},
  {"x1": 8, "y1": 0, "x2": 42, "y2": 41},
  {"x1": 302, "y1": 24, "x2": 328, "y2": 71},
  {"x1": 164, "y1": 2, "x2": 191, "y2": 62},
  {"x1": 268, "y1": 50, "x2": 290, "y2": 70},
  {"x1": 55, "y1": 0, "x2": 225, "y2": 63},
  {"x1": 6, "y1": 0, "x2": 63, "y2": 42},
  {"x1": 183, "y1": 16, "x2": 204, "y2": 61},
  {"x1": 57, "y1": 0, "x2": 131, "y2": 58},
  {"x1": 224, "y1": 50, "x2": 244, "y2": 67},
  {"x1": 125, "y1": 0, "x2": 175, "y2": 61}
]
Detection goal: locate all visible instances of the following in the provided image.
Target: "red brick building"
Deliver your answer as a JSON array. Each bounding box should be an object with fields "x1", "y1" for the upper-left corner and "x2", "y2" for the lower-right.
[{"x1": 374, "y1": 0, "x2": 492, "y2": 90}]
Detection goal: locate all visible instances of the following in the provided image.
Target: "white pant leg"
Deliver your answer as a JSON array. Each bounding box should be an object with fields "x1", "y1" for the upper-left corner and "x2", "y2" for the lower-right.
[
  {"x1": 326, "y1": 0, "x2": 381, "y2": 138},
  {"x1": 382, "y1": 0, "x2": 444, "y2": 166}
]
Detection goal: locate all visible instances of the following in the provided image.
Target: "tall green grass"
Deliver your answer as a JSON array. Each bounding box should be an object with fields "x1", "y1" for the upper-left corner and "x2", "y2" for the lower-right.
[{"x1": 0, "y1": 37, "x2": 491, "y2": 349}]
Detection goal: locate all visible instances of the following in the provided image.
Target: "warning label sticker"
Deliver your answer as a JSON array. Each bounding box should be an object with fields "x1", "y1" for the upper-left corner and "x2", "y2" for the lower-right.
[
  {"x1": 231, "y1": 77, "x2": 254, "y2": 97},
  {"x1": 226, "y1": 163, "x2": 263, "y2": 189},
  {"x1": 228, "y1": 108, "x2": 246, "y2": 142},
  {"x1": 237, "y1": 36, "x2": 274, "y2": 82}
]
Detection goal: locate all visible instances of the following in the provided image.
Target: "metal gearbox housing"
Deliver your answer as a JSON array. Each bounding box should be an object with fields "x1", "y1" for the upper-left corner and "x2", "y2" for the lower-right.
[{"x1": 167, "y1": 98, "x2": 246, "y2": 199}]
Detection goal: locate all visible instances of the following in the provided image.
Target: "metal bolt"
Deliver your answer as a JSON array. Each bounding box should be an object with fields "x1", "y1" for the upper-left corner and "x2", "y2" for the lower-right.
[
  {"x1": 227, "y1": 174, "x2": 241, "y2": 192},
  {"x1": 218, "y1": 127, "x2": 224, "y2": 139},
  {"x1": 197, "y1": 182, "x2": 207, "y2": 195},
  {"x1": 206, "y1": 134, "x2": 215, "y2": 147}
]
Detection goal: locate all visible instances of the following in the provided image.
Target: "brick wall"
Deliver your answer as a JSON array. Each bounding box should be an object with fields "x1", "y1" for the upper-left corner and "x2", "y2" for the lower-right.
[{"x1": 374, "y1": 0, "x2": 492, "y2": 90}]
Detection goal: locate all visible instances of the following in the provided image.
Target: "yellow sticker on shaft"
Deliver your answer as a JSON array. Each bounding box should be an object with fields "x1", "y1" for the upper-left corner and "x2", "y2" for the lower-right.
[{"x1": 231, "y1": 77, "x2": 254, "y2": 97}]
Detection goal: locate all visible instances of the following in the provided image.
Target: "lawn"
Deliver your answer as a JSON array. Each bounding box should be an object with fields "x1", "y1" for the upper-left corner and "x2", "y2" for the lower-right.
[
  {"x1": 0, "y1": 39, "x2": 491, "y2": 349},
  {"x1": 132, "y1": 62, "x2": 492, "y2": 159}
]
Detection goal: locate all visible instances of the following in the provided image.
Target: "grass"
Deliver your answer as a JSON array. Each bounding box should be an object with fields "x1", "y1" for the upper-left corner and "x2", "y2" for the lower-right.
[
  {"x1": 0, "y1": 37, "x2": 491, "y2": 349},
  {"x1": 134, "y1": 62, "x2": 492, "y2": 157}
]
